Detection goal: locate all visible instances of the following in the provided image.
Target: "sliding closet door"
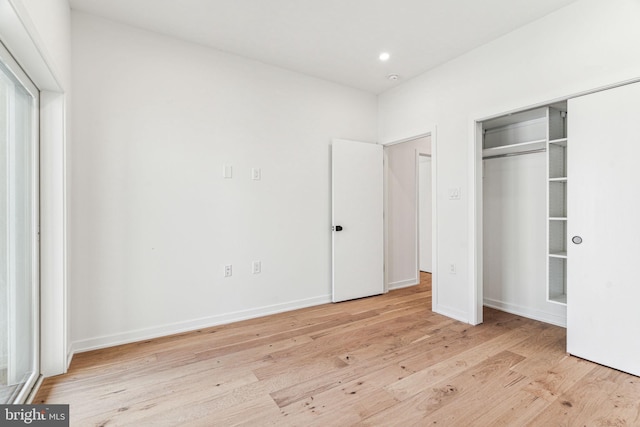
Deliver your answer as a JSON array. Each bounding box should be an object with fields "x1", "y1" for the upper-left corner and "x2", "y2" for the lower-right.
[{"x1": 567, "y1": 82, "x2": 640, "y2": 376}]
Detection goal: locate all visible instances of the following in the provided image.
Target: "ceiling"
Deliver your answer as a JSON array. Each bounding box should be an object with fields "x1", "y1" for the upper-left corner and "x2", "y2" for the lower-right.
[{"x1": 69, "y1": 0, "x2": 579, "y2": 94}]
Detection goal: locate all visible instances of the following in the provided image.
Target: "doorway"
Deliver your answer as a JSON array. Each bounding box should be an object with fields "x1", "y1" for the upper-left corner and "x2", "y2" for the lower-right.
[
  {"x1": 473, "y1": 104, "x2": 569, "y2": 328},
  {"x1": 384, "y1": 135, "x2": 435, "y2": 302}
]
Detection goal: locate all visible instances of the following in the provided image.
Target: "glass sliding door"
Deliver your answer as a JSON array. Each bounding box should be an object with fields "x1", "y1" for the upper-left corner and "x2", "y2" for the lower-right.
[{"x1": 0, "y1": 43, "x2": 39, "y2": 404}]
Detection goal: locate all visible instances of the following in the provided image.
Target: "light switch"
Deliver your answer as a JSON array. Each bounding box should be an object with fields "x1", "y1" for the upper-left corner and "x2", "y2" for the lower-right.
[
  {"x1": 251, "y1": 168, "x2": 261, "y2": 180},
  {"x1": 223, "y1": 165, "x2": 232, "y2": 179},
  {"x1": 252, "y1": 261, "x2": 261, "y2": 274}
]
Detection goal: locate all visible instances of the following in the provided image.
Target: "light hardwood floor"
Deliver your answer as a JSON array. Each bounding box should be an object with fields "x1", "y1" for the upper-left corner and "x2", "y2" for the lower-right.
[{"x1": 36, "y1": 273, "x2": 640, "y2": 426}]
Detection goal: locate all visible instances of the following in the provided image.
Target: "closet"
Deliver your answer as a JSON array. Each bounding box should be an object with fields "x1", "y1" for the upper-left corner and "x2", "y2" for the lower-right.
[
  {"x1": 481, "y1": 80, "x2": 640, "y2": 377},
  {"x1": 482, "y1": 103, "x2": 568, "y2": 326}
]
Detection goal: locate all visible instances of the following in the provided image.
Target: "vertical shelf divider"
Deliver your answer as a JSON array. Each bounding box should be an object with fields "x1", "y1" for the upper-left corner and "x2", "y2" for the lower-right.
[{"x1": 547, "y1": 106, "x2": 568, "y2": 305}]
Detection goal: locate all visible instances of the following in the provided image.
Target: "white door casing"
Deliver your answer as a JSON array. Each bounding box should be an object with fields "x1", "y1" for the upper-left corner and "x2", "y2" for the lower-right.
[{"x1": 331, "y1": 139, "x2": 384, "y2": 302}]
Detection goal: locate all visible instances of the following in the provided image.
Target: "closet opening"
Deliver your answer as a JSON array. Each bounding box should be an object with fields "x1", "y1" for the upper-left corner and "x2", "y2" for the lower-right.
[{"x1": 477, "y1": 102, "x2": 568, "y2": 327}]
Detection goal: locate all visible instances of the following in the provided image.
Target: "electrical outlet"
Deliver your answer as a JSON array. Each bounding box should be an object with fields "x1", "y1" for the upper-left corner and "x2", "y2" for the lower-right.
[
  {"x1": 252, "y1": 261, "x2": 261, "y2": 274},
  {"x1": 449, "y1": 263, "x2": 457, "y2": 274},
  {"x1": 251, "y1": 168, "x2": 261, "y2": 180},
  {"x1": 224, "y1": 265, "x2": 232, "y2": 277}
]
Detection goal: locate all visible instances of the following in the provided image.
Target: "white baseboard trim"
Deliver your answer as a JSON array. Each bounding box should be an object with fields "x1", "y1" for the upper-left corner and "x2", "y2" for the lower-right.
[
  {"x1": 433, "y1": 303, "x2": 470, "y2": 324},
  {"x1": 387, "y1": 278, "x2": 419, "y2": 290},
  {"x1": 483, "y1": 298, "x2": 567, "y2": 328},
  {"x1": 70, "y1": 294, "x2": 332, "y2": 355}
]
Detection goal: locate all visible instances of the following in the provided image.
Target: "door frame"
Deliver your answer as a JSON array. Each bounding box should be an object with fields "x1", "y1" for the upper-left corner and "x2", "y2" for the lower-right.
[
  {"x1": 1, "y1": 0, "x2": 69, "y2": 381},
  {"x1": 382, "y1": 129, "x2": 437, "y2": 312},
  {"x1": 469, "y1": 76, "x2": 640, "y2": 326},
  {"x1": 0, "y1": 36, "x2": 40, "y2": 403},
  {"x1": 417, "y1": 152, "x2": 432, "y2": 274}
]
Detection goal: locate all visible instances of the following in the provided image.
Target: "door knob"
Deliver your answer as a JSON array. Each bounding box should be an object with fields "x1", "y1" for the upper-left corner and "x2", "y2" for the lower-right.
[
  {"x1": 572, "y1": 236, "x2": 583, "y2": 244},
  {"x1": 333, "y1": 225, "x2": 343, "y2": 232}
]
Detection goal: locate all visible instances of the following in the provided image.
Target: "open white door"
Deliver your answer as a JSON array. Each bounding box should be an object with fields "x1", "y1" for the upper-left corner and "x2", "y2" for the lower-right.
[
  {"x1": 567, "y1": 82, "x2": 640, "y2": 376},
  {"x1": 332, "y1": 139, "x2": 384, "y2": 302}
]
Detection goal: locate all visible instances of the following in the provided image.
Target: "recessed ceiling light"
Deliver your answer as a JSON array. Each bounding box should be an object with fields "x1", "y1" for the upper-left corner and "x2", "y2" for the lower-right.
[
  {"x1": 387, "y1": 74, "x2": 399, "y2": 81},
  {"x1": 379, "y1": 52, "x2": 390, "y2": 61}
]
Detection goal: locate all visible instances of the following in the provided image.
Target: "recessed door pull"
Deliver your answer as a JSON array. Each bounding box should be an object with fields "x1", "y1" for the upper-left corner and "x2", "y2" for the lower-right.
[{"x1": 572, "y1": 236, "x2": 583, "y2": 244}]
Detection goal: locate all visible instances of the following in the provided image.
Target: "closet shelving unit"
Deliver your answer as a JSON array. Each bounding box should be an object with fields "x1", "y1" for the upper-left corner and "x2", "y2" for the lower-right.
[
  {"x1": 482, "y1": 104, "x2": 569, "y2": 310},
  {"x1": 547, "y1": 106, "x2": 568, "y2": 305}
]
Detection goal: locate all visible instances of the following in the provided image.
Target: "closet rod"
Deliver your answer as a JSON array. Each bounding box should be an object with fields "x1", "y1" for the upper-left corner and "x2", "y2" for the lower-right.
[{"x1": 483, "y1": 148, "x2": 546, "y2": 160}]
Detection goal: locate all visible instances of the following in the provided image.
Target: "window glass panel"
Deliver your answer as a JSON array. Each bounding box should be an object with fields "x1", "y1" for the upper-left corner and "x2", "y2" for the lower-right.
[{"x1": 0, "y1": 53, "x2": 38, "y2": 404}]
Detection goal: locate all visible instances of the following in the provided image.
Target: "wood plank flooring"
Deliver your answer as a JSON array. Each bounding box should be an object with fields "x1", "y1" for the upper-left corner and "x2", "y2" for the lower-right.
[{"x1": 35, "y1": 273, "x2": 640, "y2": 426}]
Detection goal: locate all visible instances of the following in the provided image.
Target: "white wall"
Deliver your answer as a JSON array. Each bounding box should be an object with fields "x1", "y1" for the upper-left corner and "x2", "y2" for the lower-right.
[
  {"x1": 69, "y1": 12, "x2": 377, "y2": 352},
  {"x1": 385, "y1": 136, "x2": 430, "y2": 290},
  {"x1": 379, "y1": 0, "x2": 640, "y2": 323}
]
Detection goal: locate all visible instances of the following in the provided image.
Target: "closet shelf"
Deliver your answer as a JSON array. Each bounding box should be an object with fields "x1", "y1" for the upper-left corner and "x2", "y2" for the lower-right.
[
  {"x1": 482, "y1": 139, "x2": 546, "y2": 158},
  {"x1": 549, "y1": 177, "x2": 568, "y2": 182},
  {"x1": 549, "y1": 217, "x2": 568, "y2": 221},
  {"x1": 549, "y1": 138, "x2": 568, "y2": 147},
  {"x1": 549, "y1": 251, "x2": 567, "y2": 259}
]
